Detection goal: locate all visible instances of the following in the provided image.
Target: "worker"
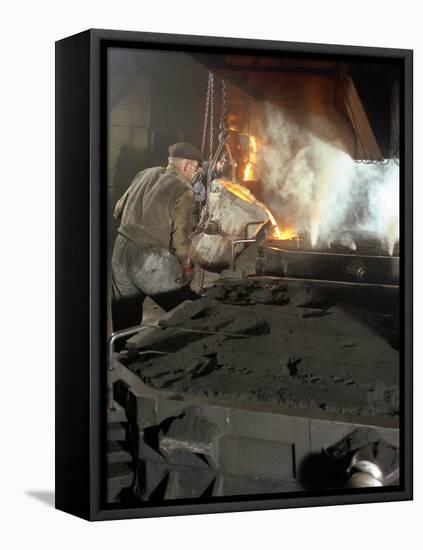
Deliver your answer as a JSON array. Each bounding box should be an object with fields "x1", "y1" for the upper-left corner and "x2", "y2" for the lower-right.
[{"x1": 111, "y1": 142, "x2": 202, "y2": 332}]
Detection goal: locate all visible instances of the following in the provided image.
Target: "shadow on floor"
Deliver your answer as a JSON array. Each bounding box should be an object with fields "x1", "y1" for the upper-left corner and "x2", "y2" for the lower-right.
[{"x1": 26, "y1": 490, "x2": 55, "y2": 508}]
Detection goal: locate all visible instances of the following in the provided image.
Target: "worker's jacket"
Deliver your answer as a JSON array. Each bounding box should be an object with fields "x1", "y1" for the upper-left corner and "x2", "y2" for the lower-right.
[{"x1": 114, "y1": 165, "x2": 194, "y2": 266}]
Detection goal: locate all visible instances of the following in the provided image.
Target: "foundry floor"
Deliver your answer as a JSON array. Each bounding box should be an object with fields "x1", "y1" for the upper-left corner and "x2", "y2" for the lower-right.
[{"x1": 124, "y1": 277, "x2": 399, "y2": 419}]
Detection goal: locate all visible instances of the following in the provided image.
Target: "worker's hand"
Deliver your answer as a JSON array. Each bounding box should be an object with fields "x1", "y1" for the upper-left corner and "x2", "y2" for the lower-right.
[
  {"x1": 183, "y1": 265, "x2": 196, "y2": 282},
  {"x1": 175, "y1": 262, "x2": 195, "y2": 285}
]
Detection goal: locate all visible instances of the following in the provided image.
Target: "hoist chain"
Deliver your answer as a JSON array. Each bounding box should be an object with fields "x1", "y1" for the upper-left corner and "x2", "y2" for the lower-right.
[
  {"x1": 221, "y1": 78, "x2": 227, "y2": 130},
  {"x1": 201, "y1": 72, "x2": 212, "y2": 156},
  {"x1": 209, "y1": 74, "x2": 215, "y2": 160},
  {"x1": 201, "y1": 75, "x2": 230, "y2": 161},
  {"x1": 198, "y1": 77, "x2": 228, "y2": 293}
]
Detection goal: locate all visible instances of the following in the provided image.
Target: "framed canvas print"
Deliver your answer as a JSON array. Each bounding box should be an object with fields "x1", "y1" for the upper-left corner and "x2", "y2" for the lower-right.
[{"x1": 55, "y1": 29, "x2": 413, "y2": 521}]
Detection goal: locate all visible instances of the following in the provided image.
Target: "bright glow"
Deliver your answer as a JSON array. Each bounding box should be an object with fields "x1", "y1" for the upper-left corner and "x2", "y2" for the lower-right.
[
  {"x1": 271, "y1": 225, "x2": 298, "y2": 241},
  {"x1": 222, "y1": 180, "x2": 281, "y2": 239},
  {"x1": 243, "y1": 135, "x2": 259, "y2": 181}
]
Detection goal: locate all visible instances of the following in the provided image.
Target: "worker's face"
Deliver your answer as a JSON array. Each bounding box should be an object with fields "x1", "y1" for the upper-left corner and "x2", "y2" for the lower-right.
[{"x1": 183, "y1": 160, "x2": 201, "y2": 183}]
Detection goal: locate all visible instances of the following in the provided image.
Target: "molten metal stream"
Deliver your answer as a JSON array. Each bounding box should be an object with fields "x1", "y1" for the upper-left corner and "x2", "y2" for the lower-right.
[
  {"x1": 264, "y1": 208, "x2": 282, "y2": 239},
  {"x1": 222, "y1": 180, "x2": 283, "y2": 240}
]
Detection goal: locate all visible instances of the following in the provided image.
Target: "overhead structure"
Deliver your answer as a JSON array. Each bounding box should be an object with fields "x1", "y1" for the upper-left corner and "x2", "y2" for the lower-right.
[{"x1": 192, "y1": 54, "x2": 398, "y2": 161}]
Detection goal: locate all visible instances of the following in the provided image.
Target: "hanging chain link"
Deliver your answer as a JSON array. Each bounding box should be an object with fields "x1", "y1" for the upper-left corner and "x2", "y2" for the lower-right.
[
  {"x1": 201, "y1": 72, "x2": 212, "y2": 156},
  {"x1": 209, "y1": 73, "x2": 215, "y2": 160},
  {"x1": 199, "y1": 72, "x2": 215, "y2": 294},
  {"x1": 221, "y1": 78, "x2": 227, "y2": 130},
  {"x1": 201, "y1": 72, "x2": 217, "y2": 160}
]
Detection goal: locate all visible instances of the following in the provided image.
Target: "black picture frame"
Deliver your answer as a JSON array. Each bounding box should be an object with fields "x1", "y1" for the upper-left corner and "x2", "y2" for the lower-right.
[{"x1": 55, "y1": 28, "x2": 413, "y2": 521}]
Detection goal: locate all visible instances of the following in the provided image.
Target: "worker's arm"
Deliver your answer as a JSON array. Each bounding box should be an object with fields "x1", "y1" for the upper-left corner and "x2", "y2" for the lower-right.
[{"x1": 170, "y1": 189, "x2": 195, "y2": 269}]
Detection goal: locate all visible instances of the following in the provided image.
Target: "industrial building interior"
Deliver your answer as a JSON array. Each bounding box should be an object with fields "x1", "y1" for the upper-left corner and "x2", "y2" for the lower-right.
[{"x1": 106, "y1": 46, "x2": 400, "y2": 505}]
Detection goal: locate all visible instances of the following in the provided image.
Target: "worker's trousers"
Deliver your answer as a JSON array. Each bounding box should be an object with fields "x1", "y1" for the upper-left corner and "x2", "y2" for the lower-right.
[{"x1": 111, "y1": 234, "x2": 198, "y2": 332}]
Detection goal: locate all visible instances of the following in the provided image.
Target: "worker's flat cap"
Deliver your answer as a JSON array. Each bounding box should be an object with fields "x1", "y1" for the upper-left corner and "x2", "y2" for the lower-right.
[{"x1": 169, "y1": 142, "x2": 203, "y2": 165}]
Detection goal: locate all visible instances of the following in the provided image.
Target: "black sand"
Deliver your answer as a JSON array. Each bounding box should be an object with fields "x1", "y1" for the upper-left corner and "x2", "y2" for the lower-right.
[{"x1": 125, "y1": 279, "x2": 399, "y2": 418}]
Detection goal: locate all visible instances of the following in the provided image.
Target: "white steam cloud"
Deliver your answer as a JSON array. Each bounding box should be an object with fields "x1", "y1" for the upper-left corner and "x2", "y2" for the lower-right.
[{"x1": 256, "y1": 104, "x2": 399, "y2": 255}]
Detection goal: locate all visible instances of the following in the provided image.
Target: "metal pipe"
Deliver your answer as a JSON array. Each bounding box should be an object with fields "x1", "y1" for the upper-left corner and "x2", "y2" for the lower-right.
[
  {"x1": 108, "y1": 325, "x2": 145, "y2": 371},
  {"x1": 256, "y1": 246, "x2": 399, "y2": 285},
  {"x1": 107, "y1": 325, "x2": 144, "y2": 410},
  {"x1": 244, "y1": 221, "x2": 265, "y2": 239},
  {"x1": 231, "y1": 239, "x2": 256, "y2": 270}
]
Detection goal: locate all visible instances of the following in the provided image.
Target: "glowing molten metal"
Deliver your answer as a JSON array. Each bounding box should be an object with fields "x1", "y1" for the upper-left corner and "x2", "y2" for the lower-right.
[
  {"x1": 222, "y1": 180, "x2": 283, "y2": 240},
  {"x1": 268, "y1": 224, "x2": 298, "y2": 241},
  {"x1": 243, "y1": 135, "x2": 259, "y2": 182}
]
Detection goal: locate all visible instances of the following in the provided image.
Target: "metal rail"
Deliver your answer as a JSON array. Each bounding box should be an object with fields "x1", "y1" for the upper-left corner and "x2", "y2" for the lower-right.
[
  {"x1": 107, "y1": 321, "x2": 256, "y2": 409},
  {"x1": 231, "y1": 239, "x2": 256, "y2": 270},
  {"x1": 108, "y1": 325, "x2": 144, "y2": 409}
]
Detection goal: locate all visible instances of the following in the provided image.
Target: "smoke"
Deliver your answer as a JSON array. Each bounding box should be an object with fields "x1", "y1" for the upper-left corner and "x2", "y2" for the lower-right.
[
  {"x1": 256, "y1": 104, "x2": 399, "y2": 254},
  {"x1": 354, "y1": 161, "x2": 400, "y2": 255}
]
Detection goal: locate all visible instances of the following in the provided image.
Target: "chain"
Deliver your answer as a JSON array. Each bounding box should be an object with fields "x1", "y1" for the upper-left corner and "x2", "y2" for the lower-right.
[
  {"x1": 209, "y1": 73, "x2": 215, "y2": 160},
  {"x1": 198, "y1": 79, "x2": 228, "y2": 293},
  {"x1": 201, "y1": 72, "x2": 216, "y2": 160},
  {"x1": 199, "y1": 72, "x2": 215, "y2": 293},
  {"x1": 221, "y1": 78, "x2": 227, "y2": 130},
  {"x1": 201, "y1": 73, "x2": 212, "y2": 155}
]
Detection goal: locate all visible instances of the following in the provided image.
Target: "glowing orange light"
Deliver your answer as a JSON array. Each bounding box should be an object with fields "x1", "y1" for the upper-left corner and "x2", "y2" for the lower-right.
[
  {"x1": 243, "y1": 135, "x2": 259, "y2": 181},
  {"x1": 270, "y1": 225, "x2": 298, "y2": 241},
  {"x1": 221, "y1": 130, "x2": 300, "y2": 243},
  {"x1": 222, "y1": 180, "x2": 256, "y2": 204},
  {"x1": 222, "y1": 180, "x2": 282, "y2": 239},
  {"x1": 244, "y1": 162, "x2": 254, "y2": 181},
  {"x1": 265, "y1": 209, "x2": 282, "y2": 239}
]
